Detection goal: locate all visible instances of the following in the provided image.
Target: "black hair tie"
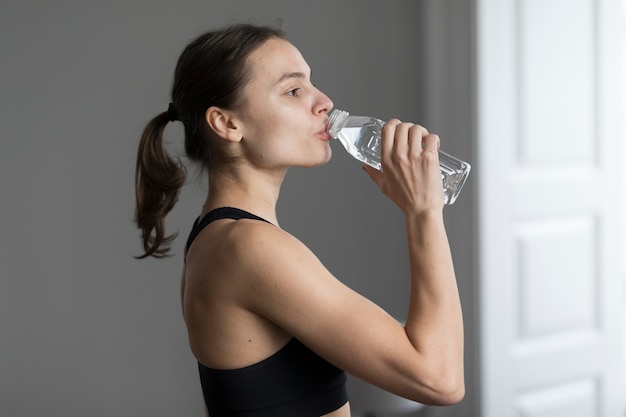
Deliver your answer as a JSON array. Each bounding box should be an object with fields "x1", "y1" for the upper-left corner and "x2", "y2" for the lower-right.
[{"x1": 167, "y1": 102, "x2": 179, "y2": 122}]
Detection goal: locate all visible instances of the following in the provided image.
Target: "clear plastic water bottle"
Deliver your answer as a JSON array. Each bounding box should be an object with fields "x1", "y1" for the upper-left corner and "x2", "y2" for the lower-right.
[{"x1": 327, "y1": 109, "x2": 471, "y2": 205}]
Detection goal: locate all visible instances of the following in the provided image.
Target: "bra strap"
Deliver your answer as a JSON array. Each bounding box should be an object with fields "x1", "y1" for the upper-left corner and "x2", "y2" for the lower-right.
[{"x1": 185, "y1": 207, "x2": 271, "y2": 253}]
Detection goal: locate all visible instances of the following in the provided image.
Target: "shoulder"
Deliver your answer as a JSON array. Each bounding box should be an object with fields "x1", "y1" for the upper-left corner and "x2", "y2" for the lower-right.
[
  {"x1": 185, "y1": 215, "x2": 318, "y2": 281},
  {"x1": 206, "y1": 218, "x2": 341, "y2": 310},
  {"x1": 204, "y1": 218, "x2": 337, "y2": 320},
  {"x1": 222, "y1": 218, "x2": 321, "y2": 275}
]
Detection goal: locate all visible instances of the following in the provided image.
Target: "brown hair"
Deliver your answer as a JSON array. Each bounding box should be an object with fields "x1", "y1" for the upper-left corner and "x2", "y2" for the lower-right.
[{"x1": 135, "y1": 24, "x2": 286, "y2": 258}]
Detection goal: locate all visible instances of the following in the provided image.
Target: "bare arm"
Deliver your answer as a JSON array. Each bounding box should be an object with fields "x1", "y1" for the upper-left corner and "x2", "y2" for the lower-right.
[
  {"x1": 363, "y1": 119, "x2": 464, "y2": 402},
  {"x1": 231, "y1": 120, "x2": 464, "y2": 405},
  {"x1": 402, "y1": 210, "x2": 464, "y2": 402}
]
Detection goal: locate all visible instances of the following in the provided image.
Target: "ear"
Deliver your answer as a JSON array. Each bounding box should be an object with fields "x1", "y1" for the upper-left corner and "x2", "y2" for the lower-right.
[{"x1": 205, "y1": 106, "x2": 243, "y2": 142}]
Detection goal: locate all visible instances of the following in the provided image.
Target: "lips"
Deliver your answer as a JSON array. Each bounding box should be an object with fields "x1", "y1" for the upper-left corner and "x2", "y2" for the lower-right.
[{"x1": 318, "y1": 124, "x2": 332, "y2": 140}]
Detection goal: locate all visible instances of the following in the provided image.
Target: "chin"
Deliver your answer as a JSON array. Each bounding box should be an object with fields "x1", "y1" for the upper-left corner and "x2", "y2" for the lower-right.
[{"x1": 311, "y1": 149, "x2": 333, "y2": 167}]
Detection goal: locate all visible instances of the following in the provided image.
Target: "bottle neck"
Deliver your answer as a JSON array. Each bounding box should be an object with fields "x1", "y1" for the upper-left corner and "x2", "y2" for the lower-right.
[{"x1": 327, "y1": 109, "x2": 350, "y2": 138}]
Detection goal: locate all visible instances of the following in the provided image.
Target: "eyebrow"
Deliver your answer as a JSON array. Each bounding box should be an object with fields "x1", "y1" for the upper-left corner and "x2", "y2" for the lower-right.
[{"x1": 276, "y1": 71, "x2": 309, "y2": 84}]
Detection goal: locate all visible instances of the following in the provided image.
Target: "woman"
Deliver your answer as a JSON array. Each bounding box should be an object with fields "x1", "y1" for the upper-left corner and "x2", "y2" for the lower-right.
[{"x1": 135, "y1": 23, "x2": 464, "y2": 417}]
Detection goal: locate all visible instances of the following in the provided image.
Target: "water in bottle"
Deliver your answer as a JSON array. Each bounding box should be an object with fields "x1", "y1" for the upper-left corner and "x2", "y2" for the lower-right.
[{"x1": 327, "y1": 109, "x2": 471, "y2": 205}]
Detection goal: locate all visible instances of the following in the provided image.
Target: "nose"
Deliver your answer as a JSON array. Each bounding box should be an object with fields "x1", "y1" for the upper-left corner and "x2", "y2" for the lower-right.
[{"x1": 314, "y1": 87, "x2": 333, "y2": 115}]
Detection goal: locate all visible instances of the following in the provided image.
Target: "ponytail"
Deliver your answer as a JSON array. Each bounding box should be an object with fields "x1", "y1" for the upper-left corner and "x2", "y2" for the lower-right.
[
  {"x1": 134, "y1": 111, "x2": 186, "y2": 258},
  {"x1": 134, "y1": 24, "x2": 287, "y2": 259}
]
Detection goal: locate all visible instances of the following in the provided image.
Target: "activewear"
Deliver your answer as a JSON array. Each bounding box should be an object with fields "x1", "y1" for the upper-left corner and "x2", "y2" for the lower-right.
[{"x1": 185, "y1": 207, "x2": 348, "y2": 417}]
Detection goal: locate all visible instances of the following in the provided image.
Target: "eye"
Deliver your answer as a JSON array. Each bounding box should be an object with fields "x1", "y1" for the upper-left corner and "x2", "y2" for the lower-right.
[{"x1": 286, "y1": 88, "x2": 301, "y2": 97}]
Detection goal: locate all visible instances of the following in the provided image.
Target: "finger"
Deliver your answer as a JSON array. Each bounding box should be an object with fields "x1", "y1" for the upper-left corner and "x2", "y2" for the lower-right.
[
  {"x1": 380, "y1": 118, "x2": 402, "y2": 162},
  {"x1": 408, "y1": 124, "x2": 429, "y2": 158},
  {"x1": 422, "y1": 133, "x2": 440, "y2": 153},
  {"x1": 391, "y1": 122, "x2": 414, "y2": 161}
]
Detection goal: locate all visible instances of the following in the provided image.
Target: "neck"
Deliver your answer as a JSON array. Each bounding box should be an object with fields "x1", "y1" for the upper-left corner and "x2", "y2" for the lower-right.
[{"x1": 202, "y1": 165, "x2": 287, "y2": 225}]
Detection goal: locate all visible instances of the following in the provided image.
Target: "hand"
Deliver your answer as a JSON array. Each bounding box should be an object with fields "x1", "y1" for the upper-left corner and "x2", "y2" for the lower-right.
[{"x1": 363, "y1": 119, "x2": 445, "y2": 214}]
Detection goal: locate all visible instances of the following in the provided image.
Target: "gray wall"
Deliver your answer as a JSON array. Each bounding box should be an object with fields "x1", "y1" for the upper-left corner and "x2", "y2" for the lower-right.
[{"x1": 0, "y1": 1, "x2": 475, "y2": 416}]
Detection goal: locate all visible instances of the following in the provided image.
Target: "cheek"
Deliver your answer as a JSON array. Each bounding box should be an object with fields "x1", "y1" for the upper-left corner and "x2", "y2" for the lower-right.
[
  {"x1": 241, "y1": 125, "x2": 291, "y2": 165},
  {"x1": 239, "y1": 106, "x2": 312, "y2": 163}
]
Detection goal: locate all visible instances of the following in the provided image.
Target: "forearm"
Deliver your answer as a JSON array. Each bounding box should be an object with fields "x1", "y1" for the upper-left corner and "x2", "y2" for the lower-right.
[{"x1": 403, "y1": 209, "x2": 464, "y2": 386}]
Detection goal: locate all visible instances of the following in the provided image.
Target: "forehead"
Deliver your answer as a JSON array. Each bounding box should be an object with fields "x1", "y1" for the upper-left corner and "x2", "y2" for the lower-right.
[{"x1": 246, "y1": 38, "x2": 310, "y2": 84}]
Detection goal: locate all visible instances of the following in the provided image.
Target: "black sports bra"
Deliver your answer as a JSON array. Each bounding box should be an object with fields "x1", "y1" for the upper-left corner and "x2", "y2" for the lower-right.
[{"x1": 185, "y1": 207, "x2": 348, "y2": 417}]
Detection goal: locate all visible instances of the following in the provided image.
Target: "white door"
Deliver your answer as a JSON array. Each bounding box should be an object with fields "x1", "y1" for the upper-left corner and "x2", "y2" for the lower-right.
[{"x1": 476, "y1": 0, "x2": 624, "y2": 416}]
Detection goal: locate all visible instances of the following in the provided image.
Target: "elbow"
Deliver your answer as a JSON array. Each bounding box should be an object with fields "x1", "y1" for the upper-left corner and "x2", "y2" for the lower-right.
[
  {"x1": 422, "y1": 377, "x2": 465, "y2": 406},
  {"x1": 404, "y1": 372, "x2": 465, "y2": 406},
  {"x1": 430, "y1": 380, "x2": 465, "y2": 406}
]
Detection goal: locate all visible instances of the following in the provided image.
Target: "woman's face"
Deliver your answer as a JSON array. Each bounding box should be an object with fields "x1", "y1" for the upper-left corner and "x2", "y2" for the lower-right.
[{"x1": 234, "y1": 37, "x2": 334, "y2": 170}]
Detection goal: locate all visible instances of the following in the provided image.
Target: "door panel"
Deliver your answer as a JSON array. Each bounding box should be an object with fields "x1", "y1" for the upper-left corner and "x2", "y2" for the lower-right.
[{"x1": 476, "y1": 0, "x2": 624, "y2": 416}]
